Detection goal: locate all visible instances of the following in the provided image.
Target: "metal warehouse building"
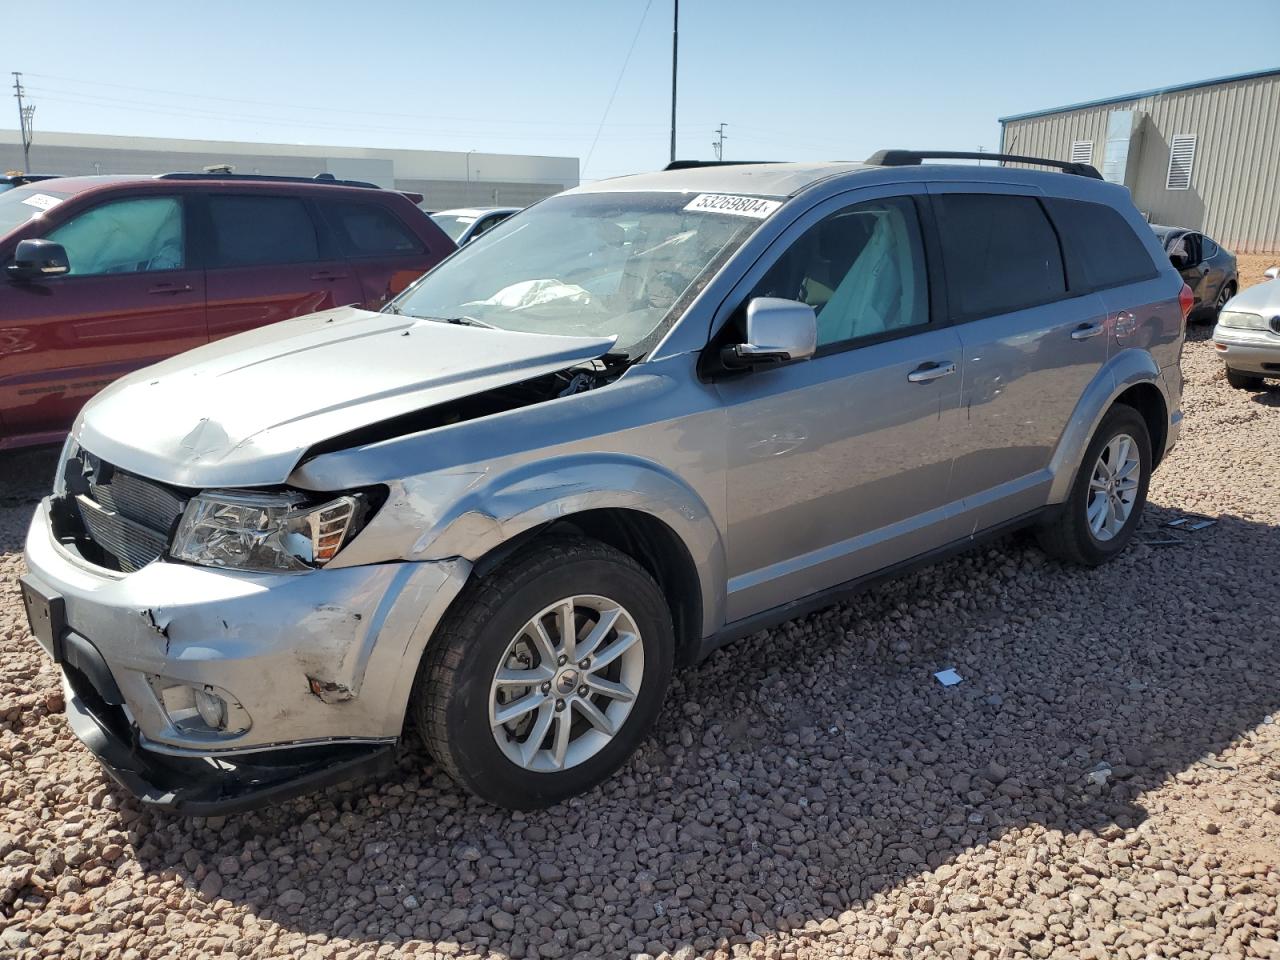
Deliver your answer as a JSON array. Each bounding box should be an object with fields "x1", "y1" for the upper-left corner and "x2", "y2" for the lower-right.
[
  {"x1": 0, "y1": 130, "x2": 579, "y2": 209},
  {"x1": 1000, "y1": 67, "x2": 1280, "y2": 252}
]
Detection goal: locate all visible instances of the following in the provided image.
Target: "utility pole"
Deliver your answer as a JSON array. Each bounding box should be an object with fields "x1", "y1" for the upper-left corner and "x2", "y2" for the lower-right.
[
  {"x1": 12, "y1": 72, "x2": 34, "y2": 171},
  {"x1": 669, "y1": 0, "x2": 678, "y2": 163},
  {"x1": 712, "y1": 123, "x2": 727, "y2": 161}
]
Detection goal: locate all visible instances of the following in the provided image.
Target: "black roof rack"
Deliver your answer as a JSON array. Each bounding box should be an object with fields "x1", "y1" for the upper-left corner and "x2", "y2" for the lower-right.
[
  {"x1": 865, "y1": 149, "x2": 1103, "y2": 180},
  {"x1": 663, "y1": 160, "x2": 779, "y2": 171},
  {"x1": 154, "y1": 172, "x2": 381, "y2": 189}
]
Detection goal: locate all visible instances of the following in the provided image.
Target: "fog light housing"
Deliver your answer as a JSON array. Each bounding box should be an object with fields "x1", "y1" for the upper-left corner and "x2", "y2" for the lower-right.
[
  {"x1": 194, "y1": 688, "x2": 228, "y2": 730},
  {"x1": 150, "y1": 678, "x2": 251, "y2": 738}
]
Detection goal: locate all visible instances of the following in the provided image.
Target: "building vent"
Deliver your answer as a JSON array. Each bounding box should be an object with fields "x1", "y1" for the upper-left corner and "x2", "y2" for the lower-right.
[
  {"x1": 1069, "y1": 141, "x2": 1094, "y2": 165},
  {"x1": 1166, "y1": 135, "x2": 1197, "y2": 190}
]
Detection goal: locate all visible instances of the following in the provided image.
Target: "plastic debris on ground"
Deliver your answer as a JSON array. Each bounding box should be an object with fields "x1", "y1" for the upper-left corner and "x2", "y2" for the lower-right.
[
  {"x1": 934, "y1": 668, "x2": 963, "y2": 687},
  {"x1": 1140, "y1": 512, "x2": 1219, "y2": 546},
  {"x1": 1085, "y1": 761, "x2": 1112, "y2": 786}
]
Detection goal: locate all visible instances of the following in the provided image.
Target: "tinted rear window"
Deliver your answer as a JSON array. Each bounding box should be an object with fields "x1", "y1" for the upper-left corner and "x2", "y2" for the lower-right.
[
  {"x1": 208, "y1": 195, "x2": 319, "y2": 267},
  {"x1": 1045, "y1": 198, "x2": 1158, "y2": 290},
  {"x1": 934, "y1": 194, "x2": 1067, "y2": 319},
  {"x1": 320, "y1": 199, "x2": 424, "y2": 258}
]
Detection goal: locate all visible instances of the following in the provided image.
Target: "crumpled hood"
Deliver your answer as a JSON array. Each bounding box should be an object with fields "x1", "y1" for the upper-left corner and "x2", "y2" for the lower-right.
[
  {"x1": 76, "y1": 306, "x2": 616, "y2": 488},
  {"x1": 1223, "y1": 278, "x2": 1280, "y2": 316}
]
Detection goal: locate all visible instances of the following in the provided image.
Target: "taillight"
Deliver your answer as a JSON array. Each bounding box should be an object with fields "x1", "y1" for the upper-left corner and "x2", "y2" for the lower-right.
[{"x1": 1179, "y1": 283, "x2": 1194, "y2": 320}]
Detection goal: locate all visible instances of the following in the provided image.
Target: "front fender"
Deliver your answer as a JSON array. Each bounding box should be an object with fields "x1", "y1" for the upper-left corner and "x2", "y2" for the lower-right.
[
  {"x1": 1046, "y1": 348, "x2": 1170, "y2": 504},
  {"x1": 332, "y1": 453, "x2": 727, "y2": 637}
]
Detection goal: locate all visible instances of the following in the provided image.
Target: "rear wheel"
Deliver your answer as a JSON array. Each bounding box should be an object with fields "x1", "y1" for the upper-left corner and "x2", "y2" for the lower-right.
[
  {"x1": 1037, "y1": 405, "x2": 1151, "y2": 566},
  {"x1": 413, "y1": 537, "x2": 674, "y2": 809},
  {"x1": 1212, "y1": 281, "x2": 1236, "y2": 320},
  {"x1": 1226, "y1": 368, "x2": 1265, "y2": 390}
]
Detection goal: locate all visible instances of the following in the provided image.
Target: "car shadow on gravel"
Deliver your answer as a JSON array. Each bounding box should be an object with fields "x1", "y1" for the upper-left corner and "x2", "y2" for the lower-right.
[{"x1": 74, "y1": 496, "x2": 1274, "y2": 959}]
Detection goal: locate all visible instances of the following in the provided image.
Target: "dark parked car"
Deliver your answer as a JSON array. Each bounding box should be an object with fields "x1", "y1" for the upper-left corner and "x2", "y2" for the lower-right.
[
  {"x1": 0, "y1": 173, "x2": 454, "y2": 451},
  {"x1": 0, "y1": 174, "x2": 60, "y2": 194},
  {"x1": 1152, "y1": 224, "x2": 1237, "y2": 321}
]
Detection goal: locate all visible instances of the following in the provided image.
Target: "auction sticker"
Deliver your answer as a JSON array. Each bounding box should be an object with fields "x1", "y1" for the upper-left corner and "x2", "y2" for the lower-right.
[
  {"x1": 21, "y1": 193, "x2": 63, "y2": 212},
  {"x1": 683, "y1": 193, "x2": 781, "y2": 219}
]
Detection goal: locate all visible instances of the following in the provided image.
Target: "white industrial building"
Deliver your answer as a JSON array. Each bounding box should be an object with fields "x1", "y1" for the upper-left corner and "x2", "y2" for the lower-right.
[{"x1": 0, "y1": 129, "x2": 579, "y2": 209}]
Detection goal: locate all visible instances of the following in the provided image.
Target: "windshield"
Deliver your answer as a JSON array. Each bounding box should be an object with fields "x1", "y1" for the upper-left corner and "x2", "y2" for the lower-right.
[
  {"x1": 430, "y1": 213, "x2": 476, "y2": 243},
  {"x1": 396, "y1": 191, "x2": 772, "y2": 355},
  {"x1": 0, "y1": 184, "x2": 74, "y2": 236}
]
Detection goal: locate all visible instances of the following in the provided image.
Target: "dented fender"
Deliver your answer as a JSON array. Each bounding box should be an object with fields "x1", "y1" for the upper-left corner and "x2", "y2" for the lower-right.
[{"x1": 329, "y1": 452, "x2": 728, "y2": 637}]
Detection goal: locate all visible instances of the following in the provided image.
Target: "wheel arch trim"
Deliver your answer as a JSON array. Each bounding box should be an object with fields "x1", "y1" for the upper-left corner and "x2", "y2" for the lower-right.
[{"x1": 1046, "y1": 349, "x2": 1170, "y2": 504}]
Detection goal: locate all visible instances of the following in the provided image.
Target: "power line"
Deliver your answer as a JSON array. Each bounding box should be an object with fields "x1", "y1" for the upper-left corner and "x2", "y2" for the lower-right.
[
  {"x1": 581, "y1": 0, "x2": 655, "y2": 178},
  {"x1": 24, "y1": 71, "x2": 695, "y2": 130}
]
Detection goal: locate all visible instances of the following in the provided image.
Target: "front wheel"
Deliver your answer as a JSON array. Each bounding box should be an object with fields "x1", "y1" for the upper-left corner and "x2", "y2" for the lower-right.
[
  {"x1": 1226, "y1": 368, "x2": 1265, "y2": 390},
  {"x1": 412, "y1": 537, "x2": 674, "y2": 809},
  {"x1": 1037, "y1": 405, "x2": 1151, "y2": 566}
]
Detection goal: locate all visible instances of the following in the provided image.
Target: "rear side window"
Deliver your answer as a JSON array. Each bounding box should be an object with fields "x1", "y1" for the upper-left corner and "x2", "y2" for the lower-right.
[
  {"x1": 1044, "y1": 198, "x2": 1158, "y2": 290},
  {"x1": 933, "y1": 194, "x2": 1066, "y2": 319},
  {"x1": 207, "y1": 195, "x2": 319, "y2": 267},
  {"x1": 319, "y1": 199, "x2": 424, "y2": 258}
]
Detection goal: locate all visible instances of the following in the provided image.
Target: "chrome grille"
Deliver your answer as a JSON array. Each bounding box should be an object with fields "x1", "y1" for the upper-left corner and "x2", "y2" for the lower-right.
[{"x1": 66, "y1": 451, "x2": 188, "y2": 573}]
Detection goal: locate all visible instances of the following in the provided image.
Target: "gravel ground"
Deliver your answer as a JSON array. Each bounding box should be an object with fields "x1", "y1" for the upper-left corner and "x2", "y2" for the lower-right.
[{"x1": 2, "y1": 298, "x2": 1280, "y2": 959}]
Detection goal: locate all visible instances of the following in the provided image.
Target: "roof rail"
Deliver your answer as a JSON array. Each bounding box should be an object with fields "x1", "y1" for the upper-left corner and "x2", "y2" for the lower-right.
[
  {"x1": 663, "y1": 160, "x2": 779, "y2": 171},
  {"x1": 154, "y1": 172, "x2": 382, "y2": 189},
  {"x1": 865, "y1": 149, "x2": 1103, "y2": 180}
]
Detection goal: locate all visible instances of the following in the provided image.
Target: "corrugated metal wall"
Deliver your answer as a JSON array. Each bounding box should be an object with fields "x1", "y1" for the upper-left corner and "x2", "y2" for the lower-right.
[{"x1": 1001, "y1": 73, "x2": 1280, "y2": 252}]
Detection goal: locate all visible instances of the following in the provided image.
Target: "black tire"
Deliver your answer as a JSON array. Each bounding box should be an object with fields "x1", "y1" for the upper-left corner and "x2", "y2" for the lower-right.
[
  {"x1": 1037, "y1": 405, "x2": 1151, "y2": 567},
  {"x1": 1226, "y1": 368, "x2": 1264, "y2": 390},
  {"x1": 412, "y1": 536, "x2": 674, "y2": 809},
  {"x1": 1213, "y1": 281, "x2": 1236, "y2": 319}
]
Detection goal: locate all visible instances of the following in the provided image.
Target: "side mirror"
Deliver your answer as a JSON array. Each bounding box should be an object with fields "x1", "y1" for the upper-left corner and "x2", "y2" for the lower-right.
[
  {"x1": 1265, "y1": 266, "x2": 1279, "y2": 281},
  {"x1": 1168, "y1": 251, "x2": 1189, "y2": 270},
  {"x1": 722, "y1": 297, "x2": 817, "y2": 370},
  {"x1": 7, "y1": 239, "x2": 70, "y2": 281}
]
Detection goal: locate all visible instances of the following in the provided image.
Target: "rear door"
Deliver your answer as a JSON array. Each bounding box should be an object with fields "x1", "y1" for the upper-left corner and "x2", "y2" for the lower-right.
[
  {"x1": 926, "y1": 186, "x2": 1109, "y2": 531},
  {"x1": 200, "y1": 192, "x2": 365, "y2": 343},
  {"x1": 316, "y1": 197, "x2": 441, "y2": 309},
  {"x1": 1043, "y1": 196, "x2": 1167, "y2": 358},
  {"x1": 0, "y1": 193, "x2": 204, "y2": 443}
]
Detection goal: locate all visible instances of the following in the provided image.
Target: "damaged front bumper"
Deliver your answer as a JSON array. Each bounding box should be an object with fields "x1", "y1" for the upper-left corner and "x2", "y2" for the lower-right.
[
  {"x1": 22, "y1": 499, "x2": 469, "y2": 813},
  {"x1": 63, "y1": 670, "x2": 395, "y2": 814}
]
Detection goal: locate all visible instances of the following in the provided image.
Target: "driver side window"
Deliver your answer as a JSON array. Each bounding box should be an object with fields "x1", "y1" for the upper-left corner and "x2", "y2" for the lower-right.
[
  {"x1": 749, "y1": 196, "x2": 929, "y2": 348},
  {"x1": 45, "y1": 197, "x2": 185, "y2": 277}
]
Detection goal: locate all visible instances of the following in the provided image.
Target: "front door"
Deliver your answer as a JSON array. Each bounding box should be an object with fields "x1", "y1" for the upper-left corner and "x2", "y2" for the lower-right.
[
  {"x1": 0, "y1": 194, "x2": 205, "y2": 444},
  {"x1": 716, "y1": 191, "x2": 963, "y2": 622},
  {"x1": 200, "y1": 193, "x2": 364, "y2": 343}
]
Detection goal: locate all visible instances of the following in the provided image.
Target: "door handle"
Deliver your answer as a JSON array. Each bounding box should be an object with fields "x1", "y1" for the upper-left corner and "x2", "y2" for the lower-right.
[
  {"x1": 311, "y1": 271, "x2": 349, "y2": 281},
  {"x1": 148, "y1": 283, "x2": 193, "y2": 295},
  {"x1": 1071, "y1": 322, "x2": 1106, "y2": 340},
  {"x1": 907, "y1": 361, "x2": 957, "y2": 383}
]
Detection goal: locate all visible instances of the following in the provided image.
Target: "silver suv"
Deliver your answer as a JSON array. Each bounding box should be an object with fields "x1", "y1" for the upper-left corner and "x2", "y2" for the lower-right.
[{"x1": 21, "y1": 151, "x2": 1188, "y2": 813}]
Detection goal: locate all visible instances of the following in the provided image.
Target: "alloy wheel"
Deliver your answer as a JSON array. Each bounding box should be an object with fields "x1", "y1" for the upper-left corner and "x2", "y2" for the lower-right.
[
  {"x1": 1087, "y1": 433, "x2": 1141, "y2": 542},
  {"x1": 488, "y1": 595, "x2": 644, "y2": 772}
]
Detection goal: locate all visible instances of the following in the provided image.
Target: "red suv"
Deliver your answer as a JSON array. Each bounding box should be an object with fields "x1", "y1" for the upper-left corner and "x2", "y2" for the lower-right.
[{"x1": 0, "y1": 173, "x2": 454, "y2": 451}]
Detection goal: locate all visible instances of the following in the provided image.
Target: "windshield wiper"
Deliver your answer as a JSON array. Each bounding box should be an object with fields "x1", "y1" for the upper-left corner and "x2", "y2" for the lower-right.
[
  {"x1": 403, "y1": 313, "x2": 496, "y2": 329},
  {"x1": 381, "y1": 306, "x2": 496, "y2": 329}
]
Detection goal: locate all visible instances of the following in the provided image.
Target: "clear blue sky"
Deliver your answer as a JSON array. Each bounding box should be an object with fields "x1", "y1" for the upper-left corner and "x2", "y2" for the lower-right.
[{"x1": 3, "y1": 0, "x2": 1277, "y2": 183}]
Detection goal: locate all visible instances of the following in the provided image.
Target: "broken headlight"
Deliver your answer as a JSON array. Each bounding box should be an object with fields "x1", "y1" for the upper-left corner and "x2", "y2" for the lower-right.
[{"x1": 171, "y1": 490, "x2": 368, "y2": 572}]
